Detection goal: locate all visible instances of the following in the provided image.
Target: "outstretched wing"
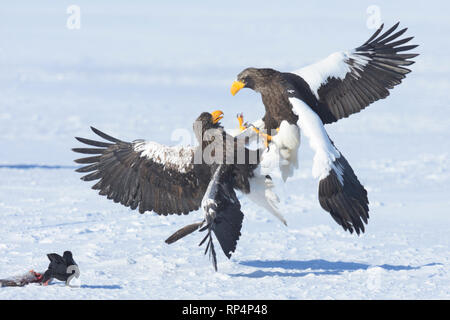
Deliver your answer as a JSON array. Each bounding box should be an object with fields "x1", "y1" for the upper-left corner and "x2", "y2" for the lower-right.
[
  {"x1": 165, "y1": 164, "x2": 244, "y2": 271},
  {"x1": 292, "y1": 22, "x2": 418, "y2": 124},
  {"x1": 202, "y1": 165, "x2": 244, "y2": 256},
  {"x1": 290, "y1": 97, "x2": 369, "y2": 235},
  {"x1": 73, "y1": 127, "x2": 211, "y2": 215},
  {"x1": 318, "y1": 153, "x2": 369, "y2": 235}
]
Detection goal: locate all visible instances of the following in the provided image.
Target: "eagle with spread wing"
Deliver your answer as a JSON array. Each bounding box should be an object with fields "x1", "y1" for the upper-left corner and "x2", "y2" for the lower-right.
[
  {"x1": 73, "y1": 111, "x2": 282, "y2": 270},
  {"x1": 230, "y1": 22, "x2": 418, "y2": 235}
]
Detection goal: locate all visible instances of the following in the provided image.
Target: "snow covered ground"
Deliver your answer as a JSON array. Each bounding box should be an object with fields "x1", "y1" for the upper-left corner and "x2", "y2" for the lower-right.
[{"x1": 0, "y1": 1, "x2": 449, "y2": 299}]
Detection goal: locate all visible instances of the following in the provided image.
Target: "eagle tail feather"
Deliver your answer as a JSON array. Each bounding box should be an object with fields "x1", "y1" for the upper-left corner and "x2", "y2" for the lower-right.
[{"x1": 165, "y1": 221, "x2": 204, "y2": 244}]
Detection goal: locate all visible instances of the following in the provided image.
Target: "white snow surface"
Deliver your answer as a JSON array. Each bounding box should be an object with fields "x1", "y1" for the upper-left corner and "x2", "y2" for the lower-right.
[{"x1": 0, "y1": 1, "x2": 449, "y2": 299}]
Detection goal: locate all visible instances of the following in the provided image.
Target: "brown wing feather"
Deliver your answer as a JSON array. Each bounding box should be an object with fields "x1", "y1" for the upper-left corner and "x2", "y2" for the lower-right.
[{"x1": 73, "y1": 127, "x2": 210, "y2": 215}]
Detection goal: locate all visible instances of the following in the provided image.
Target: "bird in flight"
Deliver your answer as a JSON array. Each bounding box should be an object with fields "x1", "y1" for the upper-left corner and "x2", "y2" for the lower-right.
[
  {"x1": 73, "y1": 111, "x2": 282, "y2": 270},
  {"x1": 230, "y1": 22, "x2": 418, "y2": 235}
]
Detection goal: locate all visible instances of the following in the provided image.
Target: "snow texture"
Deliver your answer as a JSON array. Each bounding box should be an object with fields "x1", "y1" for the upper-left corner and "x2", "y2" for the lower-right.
[{"x1": 0, "y1": 0, "x2": 449, "y2": 299}]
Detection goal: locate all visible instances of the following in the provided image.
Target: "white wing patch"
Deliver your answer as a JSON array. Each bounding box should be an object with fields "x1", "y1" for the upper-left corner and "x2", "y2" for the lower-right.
[
  {"x1": 133, "y1": 141, "x2": 195, "y2": 173},
  {"x1": 293, "y1": 50, "x2": 369, "y2": 99},
  {"x1": 289, "y1": 97, "x2": 344, "y2": 185}
]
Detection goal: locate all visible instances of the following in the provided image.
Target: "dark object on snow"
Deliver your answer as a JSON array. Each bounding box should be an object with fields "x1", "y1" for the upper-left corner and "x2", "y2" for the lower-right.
[
  {"x1": 42, "y1": 251, "x2": 78, "y2": 285},
  {"x1": 0, "y1": 251, "x2": 78, "y2": 287},
  {"x1": 0, "y1": 270, "x2": 43, "y2": 287}
]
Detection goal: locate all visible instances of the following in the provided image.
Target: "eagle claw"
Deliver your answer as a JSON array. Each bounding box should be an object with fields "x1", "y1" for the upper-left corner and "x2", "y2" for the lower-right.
[{"x1": 237, "y1": 113, "x2": 247, "y2": 132}]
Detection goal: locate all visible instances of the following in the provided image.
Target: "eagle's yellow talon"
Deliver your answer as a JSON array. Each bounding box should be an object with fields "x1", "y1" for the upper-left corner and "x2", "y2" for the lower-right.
[
  {"x1": 261, "y1": 132, "x2": 272, "y2": 148},
  {"x1": 251, "y1": 127, "x2": 273, "y2": 147},
  {"x1": 237, "y1": 113, "x2": 247, "y2": 132},
  {"x1": 237, "y1": 114, "x2": 279, "y2": 148}
]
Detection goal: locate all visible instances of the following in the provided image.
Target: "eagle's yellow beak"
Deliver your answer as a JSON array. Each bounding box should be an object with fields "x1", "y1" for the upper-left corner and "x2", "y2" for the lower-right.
[
  {"x1": 211, "y1": 110, "x2": 224, "y2": 124},
  {"x1": 231, "y1": 80, "x2": 245, "y2": 96}
]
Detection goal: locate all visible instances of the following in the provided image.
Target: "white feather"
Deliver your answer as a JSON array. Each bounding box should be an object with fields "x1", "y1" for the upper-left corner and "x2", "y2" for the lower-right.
[
  {"x1": 259, "y1": 143, "x2": 283, "y2": 176},
  {"x1": 271, "y1": 120, "x2": 301, "y2": 181},
  {"x1": 133, "y1": 141, "x2": 194, "y2": 173},
  {"x1": 247, "y1": 168, "x2": 286, "y2": 226},
  {"x1": 293, "y1": 50, "x2": 369, "y2": 99},
  {"x1": 289, "y1": 97, "x2": 344, "y2": 185}
]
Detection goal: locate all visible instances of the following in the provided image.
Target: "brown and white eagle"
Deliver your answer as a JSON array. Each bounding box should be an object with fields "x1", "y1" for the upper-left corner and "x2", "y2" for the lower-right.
[
  {"x1": 230, "y1": 22, "x2": 418, "y2": 235},
  {"x1": 73, "y1": 111, "x2": 282, "y2": 270}
]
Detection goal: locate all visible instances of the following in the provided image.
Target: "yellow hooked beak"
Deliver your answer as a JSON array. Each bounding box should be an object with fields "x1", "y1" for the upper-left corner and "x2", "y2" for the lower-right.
[
  {"x1": 231, "y1": 80, "x2": 245, "y2": 96},
  {"x1": 211, "y1": 110, "x2": 224, "y2": 124}
]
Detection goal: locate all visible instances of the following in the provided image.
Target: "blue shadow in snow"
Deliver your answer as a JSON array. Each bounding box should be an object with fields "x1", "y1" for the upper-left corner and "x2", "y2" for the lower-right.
[
  {"x1": 43, "y1": 282, "x2": 122, "y2": 289},
  {"x1": 230, "y1": 259, "x2": 442, "y2": 278},
  {"x1": 0, "y1": 164, "x2": 76, "y2": 170},
  {"x1": 80, "y1": 284, "x2": 122, "y2": 290}
]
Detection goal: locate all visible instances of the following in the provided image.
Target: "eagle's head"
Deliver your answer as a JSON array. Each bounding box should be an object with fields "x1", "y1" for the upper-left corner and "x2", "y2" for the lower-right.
[
  {"x1": 193, "y1": 110, "x2": 224, "y2": 143},
  {"x1": 231, "y1": 68, "x2": 277, "y2": 95}
]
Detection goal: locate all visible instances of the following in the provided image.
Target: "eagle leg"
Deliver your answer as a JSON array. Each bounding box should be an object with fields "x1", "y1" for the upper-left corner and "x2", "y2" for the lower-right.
[
  {"x1": 250, "y1": 126, "x2": 280, "y2": 148},
  {"x1": 237, "y1": 113, "x2": 248, "y2": 132}
]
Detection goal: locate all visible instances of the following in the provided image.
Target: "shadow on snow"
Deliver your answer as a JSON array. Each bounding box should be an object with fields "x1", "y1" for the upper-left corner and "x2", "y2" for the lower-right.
[
  {"x1": 0, "y1": 164, "x2": 76, "y2": 170},
  {"x1": 229, "y1": 259, "x2": 442, "y2": 278},
  {"x1": 42, "y1": 282, "x2": 122, "y2": 289},
  {"x1": 80, "y1": 284, "x2": 122, "y2": 290}
]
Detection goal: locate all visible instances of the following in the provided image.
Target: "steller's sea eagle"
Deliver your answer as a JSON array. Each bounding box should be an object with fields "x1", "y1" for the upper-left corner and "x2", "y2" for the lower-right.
[
  {"x1": 73, "y1": 111, "x2": 282, "y2": 270},
  {"x1": 230, "y1": 22, "x2": 419, "y2": 235}
]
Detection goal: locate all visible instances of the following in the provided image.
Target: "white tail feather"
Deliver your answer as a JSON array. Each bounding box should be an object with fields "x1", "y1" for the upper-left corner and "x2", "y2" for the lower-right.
[{"x1": 247, "y1": 173, "x2": 286, "y2": 226}]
